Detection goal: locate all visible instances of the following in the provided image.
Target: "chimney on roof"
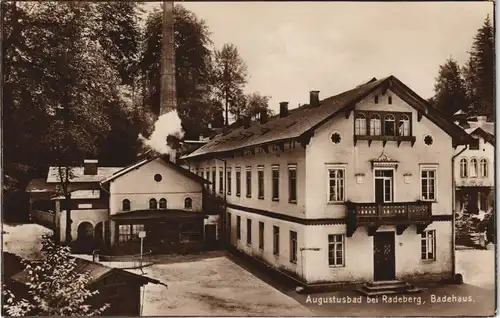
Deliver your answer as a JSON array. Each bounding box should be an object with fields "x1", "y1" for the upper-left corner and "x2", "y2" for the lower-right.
[
  {"x1": 279, "y1": 102, "x2": 289, "y2": 118},
  {"x1": 477, "y1": 115, "x2": 487, "y2": 124},
  {"x1": 310, "y1": 91, "x2": 320, "y2": 107},
  {"x1": 83, "y1": 159, "x2": 98, "y2": 175},
  {"x1": 259, "y1": 109, "x2": 269, "y2": 124}
]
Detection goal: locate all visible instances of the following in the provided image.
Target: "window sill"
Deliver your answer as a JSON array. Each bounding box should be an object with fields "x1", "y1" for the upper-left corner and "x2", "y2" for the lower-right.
[
  {"x1": 246, "y1": 195, "x2": 252, "y2": 198},
  {"x1": 272, "y1": 198, "x2": 279, "y2": 202},
  {"x1": 421, "y1": 259, "x2": 436, "y2": 263},
  {"x1": 259, "y1": 247, "x2": 264, "y2": 251},
  {"x1": 258, "y1": 196, "x2": 264, "y2": 200},
  {"x1": 247, "y1": 243, "x2": 252, "y2": 247},
  {"x1": 421, "y1": 199, "x2": 437, "y2": 203},
  {"x1": 236, "y1": 194, "x2": 241, "y2": 197},
  {"x1": 227, "y1": 192, "x2": 231, "y2": 195},
  {"x1": 290, "y1": 260, "x2": 297, "y2": 264},
  {"x1": 289, "y1": 200, "x2": 297, "y2": 204},
  {"x1": 273, "y1": 253, "x2": 280, "y2": 257},
  {"x1": 329, "y1": 265, "x2": 345, "y2": 268},
  {"x1": 327, "y1": 201, "x2": 345, "y2": 205}
]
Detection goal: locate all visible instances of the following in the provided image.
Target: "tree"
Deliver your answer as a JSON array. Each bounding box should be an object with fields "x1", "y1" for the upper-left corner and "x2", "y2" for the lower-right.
[
  {"x1": 3, "y1": 235, "x2": 109, "y2": 316},
  {"x1": 212, "y1": 43, "x2": 248, "y2": 126},
  {"x1": 3, "y1": 2, "x2": 124, "y2": 242},
  {"x1": 463, "y1": 15, "x2": 495, "y2": 120},
  {"x1": 95, "y1": 2, "x2": 143, "y2": 85},
  {"x1": 430, "y1": 58, "x2": 469, "y2": 118}
]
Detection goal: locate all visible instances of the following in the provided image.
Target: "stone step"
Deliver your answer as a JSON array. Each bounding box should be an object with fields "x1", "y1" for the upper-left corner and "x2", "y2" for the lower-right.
[
  {"x1": 357, "y1": 286, "x2": 421, "y2": 297},
  {"x1": 363, "y1": 283, "x2": 410, "y2": 291},
  {"x1": 366, "y1": 280, "x2": 405, "y2": 287}
]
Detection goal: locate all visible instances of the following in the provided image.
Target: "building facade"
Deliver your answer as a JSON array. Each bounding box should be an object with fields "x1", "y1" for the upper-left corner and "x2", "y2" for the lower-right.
[
  {"x1": 182, "y1": 76, "x2": 470, "y2": 286},
  {"x1": 452, "y1": 115, "x2": 495, "y2": 216}
]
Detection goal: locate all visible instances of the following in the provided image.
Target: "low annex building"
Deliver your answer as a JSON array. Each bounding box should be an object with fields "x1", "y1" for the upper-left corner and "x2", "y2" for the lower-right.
[{"x1": 181, "y1": 75, "x2": 471, "y2": 286}]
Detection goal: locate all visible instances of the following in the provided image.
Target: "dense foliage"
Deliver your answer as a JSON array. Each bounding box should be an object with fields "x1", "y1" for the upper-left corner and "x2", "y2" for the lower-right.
[
  {"x1": 3, "y1": 235, "x2": 109, "y2": 316},
  {"x1": 430, "y1": 16, "x2": 494, "y2": 120}
]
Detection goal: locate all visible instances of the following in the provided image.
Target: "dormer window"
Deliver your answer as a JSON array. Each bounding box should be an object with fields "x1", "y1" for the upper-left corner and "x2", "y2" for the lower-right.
[
  {"x1": 355, "y1": 113, "x2": 367, "y2": 136},
  {"x1": 384, "y1": 114, "x2": 396, "y2": 136},
  {"x1": 369, "y1": 114, "x2": 381, "y2": 136},
  {"x1": 398, "y1": 114, "x2": 410, "y2": 136}
]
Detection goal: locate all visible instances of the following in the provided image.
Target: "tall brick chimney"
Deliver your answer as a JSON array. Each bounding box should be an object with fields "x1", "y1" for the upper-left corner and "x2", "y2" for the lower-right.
[
  {"x1": 279, "y1": 102, "x2": 289, "y2": 118},
  {"x1": 160, "y1": 1, "x2": 177, "y2": 115}
]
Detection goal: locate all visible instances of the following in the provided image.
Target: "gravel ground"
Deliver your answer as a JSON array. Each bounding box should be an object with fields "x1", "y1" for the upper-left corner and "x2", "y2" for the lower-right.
[{"x1": 127, "y1": 257, "x2": 313, "y2": 316}]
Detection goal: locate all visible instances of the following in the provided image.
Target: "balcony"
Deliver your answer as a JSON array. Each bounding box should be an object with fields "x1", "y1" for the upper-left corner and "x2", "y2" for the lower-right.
[{"x1": 346, "y1": 201, "x2": 432, "y2": 237}]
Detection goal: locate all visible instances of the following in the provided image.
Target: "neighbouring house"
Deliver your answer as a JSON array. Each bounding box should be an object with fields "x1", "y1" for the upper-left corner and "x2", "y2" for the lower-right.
[
  {"x1": 99, "y1": 155, "x2": 214, "y2": 255},
  {"x1": 453, "y1": 112, "x2": 495, "y2": 215},
  {"x1": 181, "y1": 75, "x2": 471, "y2": 287},
  {"x1": 26, "y1": 160, "x2": 122, "y2": 250},
  {"x1": 9, "y1": 256, "x2": 162, "y2": 316},
  {"x1": 27, "y1": 155, "x2": 217, "y2": 255}
]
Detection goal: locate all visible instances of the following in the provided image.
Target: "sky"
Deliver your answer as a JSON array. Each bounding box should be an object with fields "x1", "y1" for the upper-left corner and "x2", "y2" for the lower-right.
[{"x1": 144, "y1": 2, "x2": 493, "y2": 113}]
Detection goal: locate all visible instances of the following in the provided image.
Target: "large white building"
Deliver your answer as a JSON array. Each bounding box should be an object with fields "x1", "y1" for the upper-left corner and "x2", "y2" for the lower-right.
[{"x1": 181, "y1": 76, "x2": 471, "y2": 287}]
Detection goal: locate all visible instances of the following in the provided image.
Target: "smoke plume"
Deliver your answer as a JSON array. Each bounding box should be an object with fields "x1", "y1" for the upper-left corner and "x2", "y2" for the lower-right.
[{"x1": 138, "y1": 110, "x2": 184, "y2": 154}]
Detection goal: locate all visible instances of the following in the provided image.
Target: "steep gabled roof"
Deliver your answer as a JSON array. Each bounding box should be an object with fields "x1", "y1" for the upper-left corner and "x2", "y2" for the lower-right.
[
  {"x1": 100, "y1": 155, "x2": 209, "y2": 185},
  {"x1": 468, "y1": 127, "x2": 495, "y2": 145},
  {"x1": 182, "y1": 75, "x2": 471, "y2": 160}
]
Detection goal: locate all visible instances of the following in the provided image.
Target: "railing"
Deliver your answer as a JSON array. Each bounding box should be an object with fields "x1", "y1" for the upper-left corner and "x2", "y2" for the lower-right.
[
  {"x1": 92, "y1": 250, "x2": 155, "y2": 269},
  {"x1": 347, "y1": 201, "x2": 432, "y2": 224}
]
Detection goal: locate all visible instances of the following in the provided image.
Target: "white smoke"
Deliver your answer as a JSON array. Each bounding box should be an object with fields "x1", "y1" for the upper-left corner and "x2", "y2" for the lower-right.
[{"x1": 138, "y1": 110, "x2": 184, "y2": 154}]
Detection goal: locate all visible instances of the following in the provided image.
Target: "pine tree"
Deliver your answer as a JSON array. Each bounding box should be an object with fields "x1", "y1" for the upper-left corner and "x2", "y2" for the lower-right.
[
  {"x1": 3, "y1": 235, "x2": 109, "y2": 316},
  {"x1": 463, "y1": 15, "x2": 495, "y2": 120},
  {"x1": 212, "y1": 43, "x2": 248, "y2": 126},
  {"x1": 430, "y1": 58, "x2": 469, "y2": 118}
]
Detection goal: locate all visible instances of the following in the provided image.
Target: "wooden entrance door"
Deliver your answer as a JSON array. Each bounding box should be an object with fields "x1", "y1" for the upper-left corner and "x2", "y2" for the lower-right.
[{"x1": 373, "y1": 231, "x2": 395, "y2": 281}]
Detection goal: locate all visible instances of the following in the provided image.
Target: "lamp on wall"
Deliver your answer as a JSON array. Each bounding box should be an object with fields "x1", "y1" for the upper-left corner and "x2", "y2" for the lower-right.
[
  {"x1": 404, "y1": 173, "x2": 412, "y2": 184},
  {"x1": 355, "y1": 173, "x2": 365, "y2": 184}
]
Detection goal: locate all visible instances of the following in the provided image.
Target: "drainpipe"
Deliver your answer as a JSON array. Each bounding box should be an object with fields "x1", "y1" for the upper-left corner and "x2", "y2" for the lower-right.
[
  {"x1": 451, "y1": 144, "x2": 468, "y2": 279},
  {"x1": 214, "y1": 157, "x2": 228, "y2": 246}
]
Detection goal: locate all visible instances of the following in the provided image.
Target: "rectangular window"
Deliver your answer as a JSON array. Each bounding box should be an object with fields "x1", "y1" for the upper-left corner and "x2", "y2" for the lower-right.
[
  {"x1": 236, "y1": 215, "x2": 241, "y2": 240},
  {"x1": 272, "y1": 166, "x2": 280, "y2": 201},
  {"x1": 470, "y1": 138, "x2": 480, "y2": 150},
  {"x1": 227, "y1": 168, "x2": 232, "y2": 195},
  {"x1": 236, "y1": 168, "x2": 241, "y2": 196},
  {"x1": 212, "y1": 168, "x2": 216, "y2": 193},
  {"x1": 290, "y1": 231, "x2": 297, "y2": 263},
  {"x1": 219, "y1": 168, "x2": 224, "y2": 194},
  {"x1": 258, "y1": 166, "x2": 264, "y2": 199},
  {"x1": 118, "y1": 224, "x2": 131, "y2": 244},
  {"x1": 247, "y1": 219, "x2": 252, "y2": 245},
  {"x1": 421, "y1": 230, "x2": 436, "y2": 261},
  {"x1": 200, "y1": 168, "x2": 204, "y2": 177},
  {"x1": 288, "y1": 165, "x2": 297, "y2": 203},
  {"x1": 227, "y1": 212, "x2": 231, "y2": 242},
  {"x1": 328, "y1": 234, "x2": 345, "y2": 267},
  {"x1": 246, "y1": 167, "x2": 252, "y2": 198},
  {"x1": 421, "y1": 166, "x2": 437, "y2": 201},
  {"x1": 273, "y1": 226, "x2": 280, "y2": 256},
  {"x1": 259, "y1": 222, "x2": 264, "y2": 250},
  {"x1": 327, "y1": 166, "x2": 345, "y2": 202}
]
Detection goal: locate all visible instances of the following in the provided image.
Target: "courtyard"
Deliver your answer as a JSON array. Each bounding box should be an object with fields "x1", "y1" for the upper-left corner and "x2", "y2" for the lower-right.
[{"x1": 2, "y1": 223, "x2": 496, "y2": 316}]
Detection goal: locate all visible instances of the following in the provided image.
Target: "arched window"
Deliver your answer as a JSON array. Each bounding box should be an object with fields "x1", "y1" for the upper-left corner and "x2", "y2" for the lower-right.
[
  {"x1": 470, "y1": 158, "x2": 478, "y2": 177},
  {"x1": 460, "y1": 158, "x2": 468, "y2": 178},
  {"x1": 480, "y1": 158, "x2": 488, "y2": 178},
  {"x1": 370, "y1": 114, "x2": 381, "y2": 136},
  {"x1": 384, "y1": 114, "x2": 395, "y2": 136},
  {"x1": 355, "y1": 113, "x2": 366, "y2": 136},
  {"x1": 159, "y1": 198, "x2": 167, "y2": 209},
  {"x1": 149, "y1": 198, "x2": 157, "y2": 210},
  {"x1": 184, "y1": 197, "x2": 193, "y2": 209},
  {"x1": 122, "y1": 199, "x2": 130, "y2": 211},
  {"x1": 398, "y1": 114, "x2": 410, "y2": 136}
]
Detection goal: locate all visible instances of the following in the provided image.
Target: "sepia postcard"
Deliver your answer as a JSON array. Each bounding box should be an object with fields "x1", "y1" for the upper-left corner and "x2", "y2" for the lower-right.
[{"x1": 2, "y1": 1, "x2": 496, "y2": 317}]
